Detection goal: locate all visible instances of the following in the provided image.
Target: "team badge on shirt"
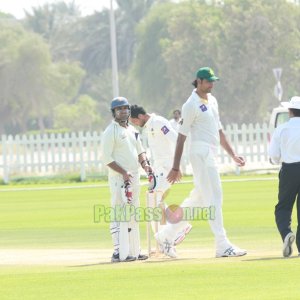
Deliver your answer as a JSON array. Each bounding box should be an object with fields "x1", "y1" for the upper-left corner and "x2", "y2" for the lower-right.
[
  {"x1": 161, "y1": 125, "x2": 170, "y2": 135},
  {"x1": 199, "y1": 104, "x2": 207, "y2": 112}
]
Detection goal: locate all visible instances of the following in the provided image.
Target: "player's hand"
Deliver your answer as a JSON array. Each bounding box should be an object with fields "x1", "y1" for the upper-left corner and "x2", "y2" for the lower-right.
[
  {"x1": 147, "y1": 171, "x2": 156, "y2": 192},
  {"x1": 144, "y1": 165, "x2": 153, "y2": 174},
  {"x1": 123, "y1": 180, "x2": 133, "y2": 204},
  {"x1": 233, "y1": 155, "x2": 246, "y2": 167},
  {"x1": 167, "y1": 168, "x2": 182, "y2": 184},
  {"x1": 122, "y1": 171, "x2": 133, "y2": 182}
]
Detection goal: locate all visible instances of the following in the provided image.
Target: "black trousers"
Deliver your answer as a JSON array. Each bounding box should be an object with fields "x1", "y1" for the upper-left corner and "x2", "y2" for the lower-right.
[{"x1": 275, "y1": 162, "x2": 300, "y2": 252}]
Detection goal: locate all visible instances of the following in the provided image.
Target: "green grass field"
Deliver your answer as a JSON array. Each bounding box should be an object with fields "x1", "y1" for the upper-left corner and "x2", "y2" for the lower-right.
[{"x1": 0, "y1": 175, "x2": 299, "y2": 300}]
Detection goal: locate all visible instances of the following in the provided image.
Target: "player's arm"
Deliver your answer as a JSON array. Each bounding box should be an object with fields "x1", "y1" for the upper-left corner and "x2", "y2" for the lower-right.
[
  {"x1": 138, "y1": 151, "x2": 152, "y2": 174},
  {"x1": 268, "y1": 129, "x2": 281, "y2": 164},
  {"x1": 212, "y1": 96, "x2": 245, "y2": 167},
  {"x1": 107, "y1": 162, "x2": 132, "y2": 181},
  {"x1": 167, "y1": 133, "x2": 187, "y2": 184},
  {"x1": 135, "y1": 131, "x2": 153, "y2": 174},
  {"x1": 161, "y1": 119, "x2": 178, "y2": 143},
  {"x1": 219, "y1": 129, "x2": 245, "y2": 166}
]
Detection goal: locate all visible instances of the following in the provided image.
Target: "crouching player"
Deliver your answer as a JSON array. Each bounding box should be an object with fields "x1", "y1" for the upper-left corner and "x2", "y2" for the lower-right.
[{"x1": 130, "y1": 105, "x2": 192, "y2": 258}]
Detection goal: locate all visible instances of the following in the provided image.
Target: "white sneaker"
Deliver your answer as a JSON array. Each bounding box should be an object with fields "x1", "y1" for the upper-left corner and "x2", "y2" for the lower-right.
[
  {"x1": 174, "y1": 223, "x2": 193, "y2": 246},
  {"x1": 155, "y1": 232, "x2": 177, "y2": 258},
  {"x1": 283, "y1": 232, "x2": 295, "y2": 257},
  {"x1": 216, "y1": 245, "x2": 247, "y2": 258}
]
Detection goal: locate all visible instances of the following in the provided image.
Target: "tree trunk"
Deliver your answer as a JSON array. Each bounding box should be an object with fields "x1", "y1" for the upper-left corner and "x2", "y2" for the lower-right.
[{"x1": 38, "y1": 115, "x2": 45, "y2": 133}]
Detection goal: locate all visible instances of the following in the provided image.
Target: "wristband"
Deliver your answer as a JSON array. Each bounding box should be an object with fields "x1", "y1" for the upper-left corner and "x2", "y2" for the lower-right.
[{"x1": 172, "y1": 168, "x2": 179, "y2": 172}]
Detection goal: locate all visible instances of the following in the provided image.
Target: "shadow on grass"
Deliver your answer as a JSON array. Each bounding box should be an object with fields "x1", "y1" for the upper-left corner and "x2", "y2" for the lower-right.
[
  {"x1": 68, "y1": 262, "x2": 114, "y2": 267},
  {"x1": 244, "y1": 256, "x2": 299, "y2": 262},
  {"x1": 68, "y1": 257, "x2": 196, "y2": 268}
]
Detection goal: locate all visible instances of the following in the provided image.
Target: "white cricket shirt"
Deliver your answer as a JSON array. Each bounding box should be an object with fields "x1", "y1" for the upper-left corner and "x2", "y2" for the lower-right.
[
  {"x1": 179, "y1": 89, "x2": 222, "y2": 148},
  {"x1": 269, "y1": 117, "x2": 300, "y2": 164},
  {"x1": 143, "y1": 114, "x2": 177, "y2": 167},
  {"x1": 169, "y1": 118, "x2": 180, "y2": 132},
  {"x1": 101, "y1": 121, "x2": 144, "y2": 175}
]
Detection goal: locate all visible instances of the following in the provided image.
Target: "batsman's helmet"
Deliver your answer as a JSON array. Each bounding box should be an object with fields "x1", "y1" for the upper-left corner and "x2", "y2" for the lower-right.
[{"x1": 111, "y1": 97, "x2": 130, "y2": 111}]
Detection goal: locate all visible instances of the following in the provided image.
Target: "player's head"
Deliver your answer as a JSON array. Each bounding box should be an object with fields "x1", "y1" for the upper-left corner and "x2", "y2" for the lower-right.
[
  {"x1": 172, "y1": 109, "x2": 181, "y2": 120},
  {"x1": 111, "y1": 97, "x2": 130, "y2": 123},
  {"x1": 284, "y1": 96, "x2": 300, "y2": 117},
  {"x1": 192, "y1": 67, "x2": 219, "y2": 92},
  {"x1": 129, "y1": 105, "x2": 147, "y2": 127}
]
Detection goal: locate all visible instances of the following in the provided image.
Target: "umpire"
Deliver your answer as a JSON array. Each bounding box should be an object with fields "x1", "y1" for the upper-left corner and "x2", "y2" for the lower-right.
[{"x1": 269, "y1": 96, "x2": 300, "y2": 257}]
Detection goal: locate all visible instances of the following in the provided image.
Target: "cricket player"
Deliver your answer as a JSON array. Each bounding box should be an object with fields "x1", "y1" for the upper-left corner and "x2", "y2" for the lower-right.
[
  {"x1": 156, "y1": 67, "x2": 247, "y2": 258},
  {"x1": 169, "y1": 109, "x2": 182, "y2": 132},
  {"x1": 130, "y1": 105, "x2": 192, "y2": 257},
  {"x1": 101, "y1": 97, "x2": 150, "y2": 262}
]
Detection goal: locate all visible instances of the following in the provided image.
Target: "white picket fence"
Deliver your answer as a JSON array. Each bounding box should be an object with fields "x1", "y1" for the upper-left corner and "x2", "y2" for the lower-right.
[
  {"x1": 0, "y1": 123, "x2": 276, "y2": 183},
  {"x1": 0, "y1": 131, "x2": 103, "y2": 183}
]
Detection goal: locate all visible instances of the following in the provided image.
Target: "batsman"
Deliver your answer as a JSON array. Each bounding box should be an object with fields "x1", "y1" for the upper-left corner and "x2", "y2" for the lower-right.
[{"x1": 101, "y1": 97, "x2": 151, "y2": 262}]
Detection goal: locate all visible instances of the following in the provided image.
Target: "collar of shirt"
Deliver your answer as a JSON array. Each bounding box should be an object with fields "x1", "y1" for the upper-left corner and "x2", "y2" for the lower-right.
[
  {"x1": 192, "y1": 89, "x2": 209, "y2": 104},
  {"x1": 112, "y1": 120, "x2": 129, "y2": 129},
  {"x1": 144, "y1": 113, "x2": 156, "y2": 129}
]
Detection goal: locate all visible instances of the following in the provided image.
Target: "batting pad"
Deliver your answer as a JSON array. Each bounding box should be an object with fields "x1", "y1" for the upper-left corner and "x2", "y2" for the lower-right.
[
  {"x1": 110, "y1": 222, "x2": 120, "y2": 253},
  {"x1": 119, "y1": 221, "x2": 130, "y2": 261},
  {"x1": 128, "y1": 219, "x2": 140, "y2": 258}
]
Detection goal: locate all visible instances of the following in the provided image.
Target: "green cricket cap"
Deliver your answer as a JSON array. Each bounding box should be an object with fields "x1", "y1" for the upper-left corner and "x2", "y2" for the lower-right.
[{"x1": 196, "y1": 67, "x2": 219, "y2": 82}]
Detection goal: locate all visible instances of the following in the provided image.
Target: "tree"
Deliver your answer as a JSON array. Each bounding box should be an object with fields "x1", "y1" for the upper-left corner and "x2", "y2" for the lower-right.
[
  {"x1": 53, "y1": 95, "x2": 102, "y2": 131},
  {"x1": 133, "y1": 3, "x2": 175, "y2": 111},
  {"x1": 23, "y1": 1, "x2": 81, "y2": 40},
  {"x1": 218, "y1": 0, "x2": 300, "y2": 123},
  {"x1": 133, "y1": 1, "x2": 222, "y2": 112},
  {"x1": 0, "y1": 19, "x2": 85, "y2": 134},
  {"x1": 0, "y1": 19, "x2": 31, "y2": 133},
  {"x1": 161, "y1": 1, "x2": 222, "y2": 110},
  {"x1": 42, "y1": 1, "x2": 159, "y2": 128},
  {"x1": 133, "y1": 0, "x2": 300, "y2": 123}
]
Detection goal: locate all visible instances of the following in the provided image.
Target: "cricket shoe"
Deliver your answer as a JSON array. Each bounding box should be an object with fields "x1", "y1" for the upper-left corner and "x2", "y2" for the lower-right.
[
  {"x1": 111, "y1": 253, "x2": 136, "y2": 263},
  {"x1": 174, "y1": 223, "x2": 193, "y2": 246},
  {"x1": 122, "y1": 255, "x2": 136, "y2": 262},
  {"x1": 154, "y1": 232, "x2": 177, "y2": 258},
  {"x1": 111, "y1": 253, "x2": 120, "y2": 263},
  {"x1": 137, "y1": 254, "x2": 149, "y2": 260},
  {"x1": 216, "y1": 245, "x2": 247, "y2": 258},
  {"x1": 283, "y1": 232, "x2": 295, "y2": 258}
]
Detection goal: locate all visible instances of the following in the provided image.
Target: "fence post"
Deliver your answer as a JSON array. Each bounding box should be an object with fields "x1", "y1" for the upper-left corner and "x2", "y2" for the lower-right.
[
  {"x1": 2, "y1": 135, "x2": 9, "y2": 183},
  {"x1": 255, "y1": 123, "x2": 262, "y2": 162},
  {"x1": 79, "y1": 131, "x2": 86, "y2": 181}
]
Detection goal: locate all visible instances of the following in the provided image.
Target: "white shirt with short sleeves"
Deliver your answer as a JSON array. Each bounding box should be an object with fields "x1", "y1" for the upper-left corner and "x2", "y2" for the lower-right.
[
  {"x1": 179, "y1": 89, "x2": 222, "y2": 149},
  {"x1": 269, "y1": 117, "x2": 300, "y2": 164},
  {"x1": 169, "y1": 118, "x2": 180, "y2": 132},
  {"x1": 143, "y1": 113, "x2": 177, "y2": 167},
  {"x1": 101, "y1": 121, "x2": 144, "y2": 175}
]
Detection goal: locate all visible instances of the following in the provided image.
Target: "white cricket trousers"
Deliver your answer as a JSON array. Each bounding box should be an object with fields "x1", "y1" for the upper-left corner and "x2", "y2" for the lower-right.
[
  {"x1": 163, "y1": 143, "x2": 230, "y2": 250},
  {"x1": 109, "y1": 172, "x2": 141, "y2": 260}
]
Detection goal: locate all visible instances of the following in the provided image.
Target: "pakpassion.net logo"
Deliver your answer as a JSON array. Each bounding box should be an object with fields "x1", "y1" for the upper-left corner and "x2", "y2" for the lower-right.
[{"x1": 94, "y1": 204, "x2": 215, "y2": 223}]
